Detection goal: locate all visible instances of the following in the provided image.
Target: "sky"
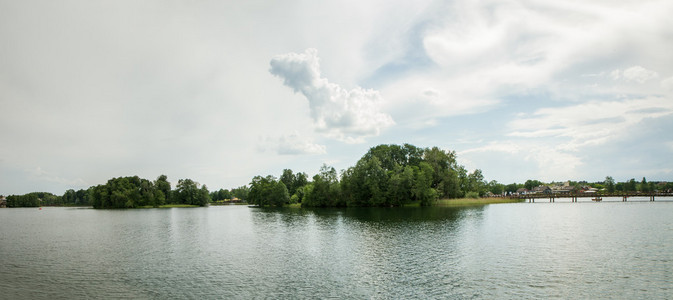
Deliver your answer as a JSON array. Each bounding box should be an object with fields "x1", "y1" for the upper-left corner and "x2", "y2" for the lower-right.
[{"x1": 1, "y1": 0, "x2": 672, "y2": 195}]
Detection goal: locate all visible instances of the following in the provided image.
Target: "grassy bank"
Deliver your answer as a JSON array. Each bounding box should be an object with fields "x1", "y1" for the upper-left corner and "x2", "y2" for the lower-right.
[{"x1": 435, "y1": 197, "x2": 525, "y2": 207}]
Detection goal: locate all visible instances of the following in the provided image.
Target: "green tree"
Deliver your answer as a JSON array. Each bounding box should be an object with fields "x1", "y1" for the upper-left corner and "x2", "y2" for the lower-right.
[
  {"x1": 210, "y1": 189, "x2": 232, "y2": 201},
  {"x1": 220, "y1": 189, "x2": 232, "y2": 200},
  {"x1": 90, "y1": 176, "x2": 144, "y2": 208},
  {"x1": 293, "y1": 172, "x2": 309, "y2": 195},
  {"x1": 6, "y1": 193, "x2": 40, "y2": 207},
  {"x1": 413, "y1": 162, "x2": 438, "y2": 206},
  {"x1": 663, "y1": 182, "x2": 673, "y2": 192},
  {"x1": 304, "y1": 165, "x2": 341, "y2": 207},
  {"x1": 341, "y1": 157, "x2": 387, "y2": 207},
  {"x1": 625, "y1": 178, "x2": 637, "y2": 192},
  {"x1": 155, "y1": 175, "x2": 172, "y2": 204},
  {"x1": 524, "y1": 179, "x2": 542, "y2": 191},
  {"x1": 604, "y1": 176, "x2": 616, "y2": 193},
  {"x1": 231, "y1": 185, "x2": 250, "y2": 201},
  {"x1": 639, "y1": 177, "x2": 649, "y2": 192},
  {"x1": 423, "y1": 147, "x2": 461, "y2": 198},
  {"x1": 457, "y1": 166, "x2": 468, "y2": 198},
  {"x1": 175, "y1": 179, "x2": 210, "y2": 206},
  {"x1": 63, "y1": 189, "x2": 76, "y2": 205},
  {"x1": 248, "y1": 175, "x2": 289, "y2": 207},
  {"x1": 488, "y1": 180, "x2": 504, "y2": 195},
  {"x1": 504, "y1": 183, "x2": 519, "y2": 194},
  {"x1": 280, "y1": 169, "x2": 296, "y2": 196},
  {"x1": 386, "y1": 165, "x2": 415, "y2": 206},
  {"x1": 467, "y1": 169, "x2": 487, "y2": 196}
]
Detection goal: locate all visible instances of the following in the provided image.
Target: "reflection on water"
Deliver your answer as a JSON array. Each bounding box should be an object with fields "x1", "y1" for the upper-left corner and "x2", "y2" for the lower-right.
[
  {"x1": 1, "y1": 203, "x2": 672, "y2": 299},
  {"x1": 248, "y1": 206, "x2": 484, "y2": 298}
]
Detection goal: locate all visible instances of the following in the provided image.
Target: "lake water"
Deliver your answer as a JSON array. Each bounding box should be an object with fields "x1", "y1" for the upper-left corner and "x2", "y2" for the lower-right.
[{"x1": 1, "y1": 201, "x2": 672, "y2": 299}]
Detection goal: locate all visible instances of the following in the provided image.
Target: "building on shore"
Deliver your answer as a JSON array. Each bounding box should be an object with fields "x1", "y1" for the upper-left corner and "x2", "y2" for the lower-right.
[{"x1": 532, "y1": 185, "x2": 552, "y2": 194}]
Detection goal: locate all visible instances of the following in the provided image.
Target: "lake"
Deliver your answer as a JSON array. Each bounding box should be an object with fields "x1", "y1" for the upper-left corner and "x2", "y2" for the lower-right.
[{"x1": 1, "y1": 201, "x2": 672, "y2": 299}]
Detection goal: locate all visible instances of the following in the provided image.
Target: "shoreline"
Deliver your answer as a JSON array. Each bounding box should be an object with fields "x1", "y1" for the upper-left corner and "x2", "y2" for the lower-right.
[
  {"x1": 282, "y1": 197, "x2": 525, "y2": 209},
  {"x1": 434, "y1": 197, "x2": 525, "y2": 207}
]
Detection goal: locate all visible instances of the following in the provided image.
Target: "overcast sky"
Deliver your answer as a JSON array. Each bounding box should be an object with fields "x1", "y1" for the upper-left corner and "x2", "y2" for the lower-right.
[{"x1": 2, "y1": 0, "x2": 672, "y2": 195}]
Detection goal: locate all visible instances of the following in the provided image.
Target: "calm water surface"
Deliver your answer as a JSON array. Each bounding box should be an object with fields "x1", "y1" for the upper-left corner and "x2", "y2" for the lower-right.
[{"x1": 1, "y1": 201, "x2": 672, "y2": 299}]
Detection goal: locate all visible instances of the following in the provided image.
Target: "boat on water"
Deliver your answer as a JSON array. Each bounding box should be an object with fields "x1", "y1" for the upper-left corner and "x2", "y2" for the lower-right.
[{"x1": 592, "y1": 197, "x2": 602, "y2": 202}]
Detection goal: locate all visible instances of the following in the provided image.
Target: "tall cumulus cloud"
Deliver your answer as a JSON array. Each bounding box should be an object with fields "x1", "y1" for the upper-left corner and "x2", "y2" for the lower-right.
[{"x1": 270, "y1": 48, "x2": 394, "y2": 143}]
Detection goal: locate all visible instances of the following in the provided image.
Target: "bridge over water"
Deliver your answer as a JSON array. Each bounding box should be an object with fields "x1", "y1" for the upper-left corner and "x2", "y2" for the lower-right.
[{"x1": 518, "y1": 192, "x2": 673, "y2": 202}]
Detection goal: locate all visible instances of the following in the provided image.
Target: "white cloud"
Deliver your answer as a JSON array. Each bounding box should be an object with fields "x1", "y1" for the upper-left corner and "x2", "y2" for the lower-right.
[
  {"x1": 276, "y1": 133, "x2": 327, "y2": 155},
  {"x1": 458, "y1": 141, "x2": 584, "y2": 182},
  {"x1": 379, "y1": 0, "x2": 673, "y2": 112},
  {"x1": 661, "y1": 77, "x2": 673, "y2": 91},
  {"x1": 28, "y1": 167, "x2": 87, "y2": 188},
  {"x1": 610, "y1": 69, "x2": 622, "y2": 81},
  {"x1": 259, "y1": 132, "x2": 326, "y2": 156},
  {"x1": 503, "y1": 97, "x2": 673, "y2": 177},
  {"x1": 269, "y1": 48, "x2": 394, "y2": 143},
  {"x1": 509, "y1": 97, "x2": 673, "y2": 145},
  {"x1": 612, "y1": 66, "x2": 659, "y2": 83},
  {"x1": 453, "y1": 96, "x2": 673, "y2": 182}
]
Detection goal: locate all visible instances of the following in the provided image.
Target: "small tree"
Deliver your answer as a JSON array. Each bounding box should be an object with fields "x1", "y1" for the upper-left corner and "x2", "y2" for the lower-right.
[
  {"x1": 604, "y1": 176, "x2": 616, "y2": 193},
  {"x1": 639, "y1": 177, "x2": 649, "y2": 192},
  {"x1": 248, "y1": 175, "x2": 289, "y2": 207}
]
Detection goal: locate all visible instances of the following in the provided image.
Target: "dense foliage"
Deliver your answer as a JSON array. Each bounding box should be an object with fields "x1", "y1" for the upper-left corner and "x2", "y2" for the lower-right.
[
  {"x1": 90, "y1": 175, "x2": 209, "y2": 208},
  {"x1": 174, "y1": 179, "x2": 211, "y2": 206},
  {"x1": 6, "y1": 193, "x2": 41, "y2": 207},
  {"x1": 337, "y1": 144, "x2": 486, "y2": 206},
  {"x1": 303, "y1": 165, "x2": 342, "y2": 207},
  {"x1": 6, "y1": 192, "x2": 76, "y2": 207},
  {"x1": 249, "y1": 144, "x2": 488, "y2": 207},
  {"x1": 91, "y1": 176, "x2": 165, "y2": 208},
  {"x1": 247, "y1": 176, "x2": 289, "y2": 207}
]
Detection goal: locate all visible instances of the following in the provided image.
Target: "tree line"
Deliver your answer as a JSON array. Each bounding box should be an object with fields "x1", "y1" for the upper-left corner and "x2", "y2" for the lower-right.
[
  {"x1": 3, "y1": 175, "x2": 220, "y2": 208},
  {"x1": 93, "y1": 175, "x2": 250, "y2": 208},
  {"x1": 3, "y1": 144, "x2": 671, "y2": 208},
  {"x1": 556, "y1": 176, "x2": 672, "y2": 194},
  {"x1": 87, "y1": 175, "x2": 214, "y2": 208},
  {"x1": 4, "y1": 192, "x2": 60, "y2": 207}
]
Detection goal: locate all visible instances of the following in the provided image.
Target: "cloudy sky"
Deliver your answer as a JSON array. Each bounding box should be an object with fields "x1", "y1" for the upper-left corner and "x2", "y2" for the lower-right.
[{"x1": 1, "y1": 0, "x2": 672, "y2": 195}]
